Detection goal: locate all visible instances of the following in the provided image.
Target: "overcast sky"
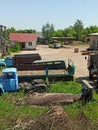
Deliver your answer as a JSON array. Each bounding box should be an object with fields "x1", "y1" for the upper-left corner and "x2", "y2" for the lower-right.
[{"x1": 0, "y1": 0, "x2": 98, "y2": 31}]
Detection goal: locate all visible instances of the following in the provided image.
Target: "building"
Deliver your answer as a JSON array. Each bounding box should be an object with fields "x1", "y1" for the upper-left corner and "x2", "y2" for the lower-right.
[
  {"x1": 89, "y1": 33, "x2": 98, "y2": 50},
  {"x1": 52, "y1": 37, "x2": 75, "y2": 45},
  {"x1": 10, "y1": 33, "x2": 37, "y2": 50}
]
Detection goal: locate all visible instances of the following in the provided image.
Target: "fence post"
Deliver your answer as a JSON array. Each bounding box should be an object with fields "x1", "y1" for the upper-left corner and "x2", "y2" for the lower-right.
[
  {"x1": 81, "y1": 80, "x2": 93, "y2": 102},
  {"x1": 46, "y1": 67, "x2": 49, "y2": 83}
]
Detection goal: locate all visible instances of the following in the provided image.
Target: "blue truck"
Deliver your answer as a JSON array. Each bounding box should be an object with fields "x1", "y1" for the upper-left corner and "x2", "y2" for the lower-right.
[
  {"x1": 0, "y1": 68, "x2": 18, "y2": 94},
  {"x1": 0, "y1": 57, "x2": 14, "y2": 67}
]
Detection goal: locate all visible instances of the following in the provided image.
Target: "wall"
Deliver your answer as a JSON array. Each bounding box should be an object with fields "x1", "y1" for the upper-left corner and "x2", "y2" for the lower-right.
[
  {"x1": 90, "y1": 36, "x2": 98, "y2": 49},
  {"x1": 10, "y1": 41, "x2": 36, "y2": 50},
  {"x1": 25, "y1": 41, "x2": 36, "y2": 50}
]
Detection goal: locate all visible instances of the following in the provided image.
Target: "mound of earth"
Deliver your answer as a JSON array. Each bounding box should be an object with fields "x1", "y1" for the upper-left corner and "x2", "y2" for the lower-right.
[
  {"x1": 11, "y1": 105, "x2": 69, "y2": 130},
  {"x1": 10, "y1": 105, "x2": 92, "y2": 130}
]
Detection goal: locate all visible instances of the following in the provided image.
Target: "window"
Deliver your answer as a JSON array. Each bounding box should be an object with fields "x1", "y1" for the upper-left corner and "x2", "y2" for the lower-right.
[{"x1": 28, "y1": 42, "x2": 32, "y2": 46}]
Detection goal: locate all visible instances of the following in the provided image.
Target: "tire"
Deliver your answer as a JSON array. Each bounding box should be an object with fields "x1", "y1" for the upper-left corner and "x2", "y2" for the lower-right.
[
  {"x1": 89, "y1": 70, "x2": 93, "y2": 79},
  {"x1": 0, "y1": 89, "x2": 3, "y2": 96},
  {"x1": 34, "y1": 84, "x2": 46, "y2": 93}
]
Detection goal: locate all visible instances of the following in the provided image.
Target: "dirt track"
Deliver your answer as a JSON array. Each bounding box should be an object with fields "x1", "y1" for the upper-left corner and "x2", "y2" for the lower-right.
[{"x1": 18, "y1": 44, "x2": 89, "y2": 78}]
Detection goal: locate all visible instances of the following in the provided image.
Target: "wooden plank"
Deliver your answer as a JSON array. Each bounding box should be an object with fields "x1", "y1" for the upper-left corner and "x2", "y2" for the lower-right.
[{"x1": 82, "y1": 80, "x2": 93, "y2": 89}]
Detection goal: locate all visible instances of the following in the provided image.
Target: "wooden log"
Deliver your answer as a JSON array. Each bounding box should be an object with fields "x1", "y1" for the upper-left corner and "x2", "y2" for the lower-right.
[
  {"x1": 82, "y1": 80, "x2": 93, "y2": 89},
  {"x1": 25, "y1": 93, "x2": 81, "y2": 106}
]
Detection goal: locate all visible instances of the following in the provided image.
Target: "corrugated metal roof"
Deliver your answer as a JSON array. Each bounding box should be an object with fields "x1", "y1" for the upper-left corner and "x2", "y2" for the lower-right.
[
  {"x1": 89, "y1": 33, "x2": 98, "y2": 36},
  {"x1": 10, "y1": 33, "x2": 37, "y2": 42}
]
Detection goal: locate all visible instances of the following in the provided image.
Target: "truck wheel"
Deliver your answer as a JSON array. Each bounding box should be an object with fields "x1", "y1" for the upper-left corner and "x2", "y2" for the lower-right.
[
  {"x1": 34, "y1": 84, "x2": 46, "y2": 93},
  {"x1": 89, "y1": 70, "x2": 93, "y2": 79},
  {"x1": 0, "y1": 89, "x2": 3, "y2": 96}
]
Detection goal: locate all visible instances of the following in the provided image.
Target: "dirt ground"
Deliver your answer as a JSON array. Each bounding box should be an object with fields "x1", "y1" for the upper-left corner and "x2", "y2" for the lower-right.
[
  {"x1": 17, "y1": 44, "x2": 89, "y2": 78},
  {"x1": 12, "y1": 105, "x2": 91, "y2": 130}
]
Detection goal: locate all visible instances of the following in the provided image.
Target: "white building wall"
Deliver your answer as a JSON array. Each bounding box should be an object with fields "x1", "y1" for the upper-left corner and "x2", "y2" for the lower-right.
[
  {"x1": 25, "y1": 41, "x2": 36, "y2": 50},
  {"x1": 10, "y1": 41, "x2": 15, "y2": 44}
]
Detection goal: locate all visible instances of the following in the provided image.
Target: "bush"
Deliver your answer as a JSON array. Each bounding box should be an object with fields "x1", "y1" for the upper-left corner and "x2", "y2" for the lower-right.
[{"x1": 8, "y1": 42, "x2": 21, "y2": 53}]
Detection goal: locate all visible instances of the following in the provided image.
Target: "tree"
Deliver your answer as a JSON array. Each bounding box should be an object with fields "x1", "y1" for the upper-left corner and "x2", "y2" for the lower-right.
[
  {"x1": 89, "y1": 25, "x2": 98, "y2": 33},
  {"x1": 64, "y1": 26, "x2": 76, "y2": 37},
  {"x1": 53, "y1": 29, "x2": 64, "y2": 37},
  {"x1": 5, "y1": 27, "x2": 16, "y2": 40},
  {"x1": 16, "y1": 29, "x2": 36, "y2": 33},
  {"x1": 73, "y1": 19, "x2": 84, "y2": 40},
  {"x1": 42, "y1": 23, "x2": 54, "y2": 42}
]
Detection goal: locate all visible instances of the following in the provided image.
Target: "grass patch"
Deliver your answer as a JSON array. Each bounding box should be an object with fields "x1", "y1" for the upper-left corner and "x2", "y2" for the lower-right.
[
  {"x1": 48, "y1": 80, "x2": 98, "y2": 127},
  {"x1": 0, "y1": 80, "x2": 98, "y2": 129},
  {"x1": 48, "y1": 80, "x2": 81, "y2": 94},
  {"x1": 0, "y1": 92, "x2": 46, "y2": 129}
]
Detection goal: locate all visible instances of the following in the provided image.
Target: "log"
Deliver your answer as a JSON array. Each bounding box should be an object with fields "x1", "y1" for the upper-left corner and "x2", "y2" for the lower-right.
[
  {"x1": 82, "y1": 80, "x2": 93, "y2": 89},
  {"x1": 25, "y1": 93, "x2": 81, "y2": 106}
]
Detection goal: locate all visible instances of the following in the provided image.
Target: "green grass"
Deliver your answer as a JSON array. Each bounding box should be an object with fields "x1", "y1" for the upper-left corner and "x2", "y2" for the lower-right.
[
  {"x1": 48, "y1": 81, "x2": 98, "y2": 127},
  {"x1": 0, "y1": 92, "x2": 45, "y2": 129},
  {"x1": 63, "y1": 100, "x2": 98, "y2": 125},
  {"x1": 48, "y1": 80, "x2": 82, "y2": 94},
  {"x1": 0, "y1": 80, "x2": 98, "y2": 129},
  {"x1": 62, "y1": 89, "x2": 98, "y2": 128}
]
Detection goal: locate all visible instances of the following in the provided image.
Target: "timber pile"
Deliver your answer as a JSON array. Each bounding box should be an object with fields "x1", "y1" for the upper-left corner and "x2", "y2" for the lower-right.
[{"x1": 81, "y1": 50, "x2": 98, "y2": 55}]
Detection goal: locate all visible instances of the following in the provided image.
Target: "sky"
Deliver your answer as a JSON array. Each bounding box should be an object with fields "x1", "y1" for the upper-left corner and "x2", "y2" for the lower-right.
[{"x1": 0, "y1": 0, "x2": 98, "y2": 31}]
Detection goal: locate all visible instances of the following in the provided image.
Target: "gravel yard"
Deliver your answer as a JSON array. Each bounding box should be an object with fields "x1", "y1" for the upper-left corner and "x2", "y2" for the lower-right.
[{"x1": 17, "y1": 44, "x2": 89, "y2": 78}]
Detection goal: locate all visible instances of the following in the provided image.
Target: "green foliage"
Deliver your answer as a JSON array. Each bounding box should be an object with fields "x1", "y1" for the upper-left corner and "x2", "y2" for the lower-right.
[
  {"x1": 16, "y1": 29, "x2": 36, "y2": 33},
  {"x1": 5, "y1": 27, "x2": 16, "y2": 40},
  {"x1": 63, "y1": 26, "x2": 76, "y2": 37},
  {"x1": 73, "y1": 19, "x2": 84, "y2": 41},
  {"x1": 42, "y1": 22, "x2": 55, "y2": 42},
  {"x1": 8, "y1": 42, "x2": 21, "y2": 53},
  {"x1": 52, "y1": 20, "x2": 98, "y2": 41},
  {"x1": 53, "y1": 29, "x2": 64, "y2": 37},
  {"x1": 5, "y1": 21, "x2": 98, "y2": 44}
]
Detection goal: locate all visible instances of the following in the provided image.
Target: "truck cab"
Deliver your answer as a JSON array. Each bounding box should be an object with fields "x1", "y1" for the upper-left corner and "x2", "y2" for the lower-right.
[
  {"x1": 0, "y1": 68, "x2": 18, "y2": 94},
  {"x1": 0, "y1": 57, "x2": 14, "y2": 67}
]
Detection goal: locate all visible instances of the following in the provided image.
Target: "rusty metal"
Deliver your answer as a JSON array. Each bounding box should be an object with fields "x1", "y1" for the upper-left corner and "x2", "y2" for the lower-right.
[{"x1": 14, "y1": 53, "x2": 41, "y2": 70}]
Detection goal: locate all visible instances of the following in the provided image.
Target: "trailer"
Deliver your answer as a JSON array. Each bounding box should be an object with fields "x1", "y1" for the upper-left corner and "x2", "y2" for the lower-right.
[
  {"x1": 0, "y1": 54, "x2": 76, "y2": 81},
  {"x1": 0, "y1": 53, "x2": 41, "y2": 70},
  {"x1": 18, "y1": 59, "x2": 76, "y2": 82},
  {"x1": 14, "y1": 53, "x2": 41, "y2": 70}
]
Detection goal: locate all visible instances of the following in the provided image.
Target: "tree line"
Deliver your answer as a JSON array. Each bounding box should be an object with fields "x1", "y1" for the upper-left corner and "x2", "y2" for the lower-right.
[{"x1": 5, "y1": 19, "x2": 98, "y2": 42}]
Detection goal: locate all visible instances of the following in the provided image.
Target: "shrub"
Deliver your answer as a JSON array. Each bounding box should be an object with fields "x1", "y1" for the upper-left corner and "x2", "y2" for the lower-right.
[{"x1": 8, "y1": 42, "x2": 21, "y2": 53}]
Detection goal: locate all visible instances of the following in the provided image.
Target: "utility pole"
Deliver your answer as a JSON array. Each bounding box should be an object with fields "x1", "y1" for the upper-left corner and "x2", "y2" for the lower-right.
[{"x1": 0, "y1": 25, "x2": 7, "y2": 57}]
